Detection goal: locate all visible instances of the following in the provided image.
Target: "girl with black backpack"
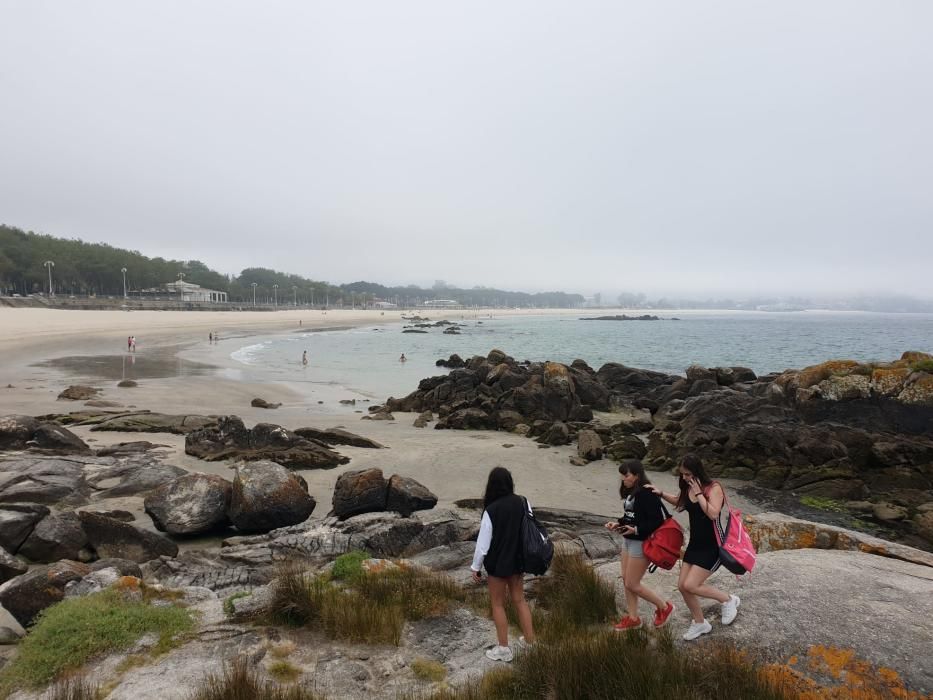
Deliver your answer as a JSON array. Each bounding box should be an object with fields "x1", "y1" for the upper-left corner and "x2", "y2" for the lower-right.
[
  {"x1": 470, "y1": 467, "x2": 536, "y2": 662},
  {"x1": 605, "y1": 460, "x2": 676, "y2": 630}
]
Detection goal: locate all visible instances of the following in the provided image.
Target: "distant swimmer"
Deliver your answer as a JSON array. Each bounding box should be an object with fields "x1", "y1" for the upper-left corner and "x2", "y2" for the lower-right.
[
  {"x1": 302, "y1": 350, "x2": 309, "y2": 366},
  {"x1": 399, "y1": 353, "x2": 407, "y2": 363},
  {"x1": 209, "y1": 332, "x2": 213, "y2": 343}
]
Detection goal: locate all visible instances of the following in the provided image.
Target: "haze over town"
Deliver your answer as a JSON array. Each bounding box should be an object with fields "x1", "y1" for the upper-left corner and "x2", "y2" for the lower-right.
[{"x1": 2, "y1": 2, "x2": 932, "y2": 300}]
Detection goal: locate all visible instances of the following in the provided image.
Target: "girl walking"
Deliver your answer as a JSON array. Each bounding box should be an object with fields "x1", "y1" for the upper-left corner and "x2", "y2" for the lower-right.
[
  {"x1": 470, "y1": 466, "x2": 536, "y2": 662},
  {"x1": 606, "y1": 460, "x2": 675, "y2": 630},
  {"x1": 647, "y1": 454, "x2": 740, "y2": 640}
]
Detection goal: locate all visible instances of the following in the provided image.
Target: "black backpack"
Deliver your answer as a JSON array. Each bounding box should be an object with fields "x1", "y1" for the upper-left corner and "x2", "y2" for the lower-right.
[{"x1": 520, "y1": 497, "x2": 554, "y2": 575}]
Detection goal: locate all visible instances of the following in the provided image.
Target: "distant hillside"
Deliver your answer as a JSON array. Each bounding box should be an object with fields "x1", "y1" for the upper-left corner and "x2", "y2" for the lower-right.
[{"x1": 0, "y1": 225, "x2": 584, "y2": 308}]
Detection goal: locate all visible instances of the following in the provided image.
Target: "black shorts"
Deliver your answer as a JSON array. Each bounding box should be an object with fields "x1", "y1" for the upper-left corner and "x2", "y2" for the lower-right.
[{"x1": 683, "y1": 543, "x2": 721, "y2": 572}]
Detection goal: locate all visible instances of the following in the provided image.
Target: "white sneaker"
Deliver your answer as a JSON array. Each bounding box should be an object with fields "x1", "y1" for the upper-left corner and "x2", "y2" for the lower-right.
[
  {"x1": 682, "y1": 620, "x2": 712, "y2": 641},
  {"x1": 721, "y1": 595, "x2": 740, "y2": 625},
  {"x1": 485, "y1": 645, "x2": 513, "y2": 662}
]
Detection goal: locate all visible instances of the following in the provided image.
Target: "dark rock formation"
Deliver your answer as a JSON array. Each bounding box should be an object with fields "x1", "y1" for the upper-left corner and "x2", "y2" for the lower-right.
[
  {"x1": 0, "y1": 560, "x2": 91, "y2": 626},
  {"x1": 576, "y1": 429, "x2": 603, "y2": 461},
  {"x1": 386, "y1": 475, "x2": 439, "y2": 517},
  {"x1": 117, "y1": 379, "x2": 138, "y2": 388},
  {"x1": 0, "y1": 457, "x2": 87, "y2": 504},
  {"x1": 86, "y1": 461, "x2": 187, "y2": 498},
  {"x1": 436, "y1": 354, "x2": 465, "y2": 368},
  {"x1": 228, "y1": 461, "x2": 316, "y2": 533},
  {"x1": 332, "y1": 468, "x2": 436, "y2": 520},
  {"x1": 0, "y1": 414, "x2": 89, "y2": 454},
  {"x1": 144, "y1": 473, "x2": 233, "y2": 535},
  {"x1": 0, "y1": 503, "x2": 50, "y2": 552},
  {"x1": 293, "y1": 427, "x2": 384, "y2": 449},
  {"x1": 185, "y1": 416, "x2": 349, "y2": 470},
  {"x1": 58, "y1": 385, "x2": 101, "y2": 400},
  {"x1": 18, "y1": 511, "x2": 91, "y2": 563},
  {"x1": 0, "y1": 414, "x2": 39, "y2": 449},
  {"x1": 580, "y1": 314, "x2": 661, "y2": 321},
  {"x1": 250, "y1": 398, "x2": 281, "y2": 409},
  {"x1": 0, "y1": 545, "x2": 27, "y2": 583},
  {"x1": 78, "y1": 511, "x2": 178, "y2": 562}
]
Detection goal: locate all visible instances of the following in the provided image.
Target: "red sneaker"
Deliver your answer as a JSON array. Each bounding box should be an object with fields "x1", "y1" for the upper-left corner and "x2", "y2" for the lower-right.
[
  {"x1": 613, "y1": 616, "x2": 643, "y2": 631},
  {"x1": 653, "y1": 601, "x2": 675, "y2": 628}
]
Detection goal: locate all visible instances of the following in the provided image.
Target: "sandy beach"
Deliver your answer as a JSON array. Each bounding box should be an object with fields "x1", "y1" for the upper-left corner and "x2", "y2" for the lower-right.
[{"x1": 0, "y1": 306, "x2": 714, "y2": 524}]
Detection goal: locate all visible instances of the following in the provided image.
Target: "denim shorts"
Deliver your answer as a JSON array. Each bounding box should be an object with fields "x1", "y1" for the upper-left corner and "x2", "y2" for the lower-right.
[{"x1": 622, "y1": 538, "x2": 644, "y2": 558}]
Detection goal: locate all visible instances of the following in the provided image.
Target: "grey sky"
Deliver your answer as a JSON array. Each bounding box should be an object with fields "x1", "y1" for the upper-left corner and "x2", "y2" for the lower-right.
[{"x1": 1, "y1": 1, "x2": 931, "y2": 298}]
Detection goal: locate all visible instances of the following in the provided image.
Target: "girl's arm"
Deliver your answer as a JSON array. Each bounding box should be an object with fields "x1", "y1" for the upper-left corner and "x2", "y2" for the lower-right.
[
  {"x1": 697, "y1": 483, "x2": 724, "y2": 520},
  {"x1": 470, "y1": 512, "x2": 493, "y2": 572},
  {"x1": 645, "y1": 483, "x2": 678, "y2": 506}
]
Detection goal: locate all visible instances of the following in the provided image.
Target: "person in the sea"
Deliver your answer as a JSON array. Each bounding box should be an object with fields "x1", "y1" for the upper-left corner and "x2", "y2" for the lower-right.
[
  {"x1": 209, "y1": 332, "x2": 213, "y2": 343},
  {"x1": 647, "y1": 454, "x2": 740, "y2": 640},
  {"x1": 605, "y1": 460, "x2": 675, "y2": 630},
  {"x1": 470, "y1": 467, "x2": 536, "y2": 662},
  {"x1": 130, "y1": 336, "x2": 136, "y2": 352},
  {"x1": 399, "y1": 353, "x2": 406, "y2": 362},
  {"x1": 127, "y1": 336, "x2": 132, "y2": 352},
  {"x1": 302, "y1": 350, "x2": 308, "y2": 366}
]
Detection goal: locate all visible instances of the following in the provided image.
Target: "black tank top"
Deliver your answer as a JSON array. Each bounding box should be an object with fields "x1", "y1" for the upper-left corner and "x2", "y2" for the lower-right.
[{"x1": 685, "y1": 498, "x2": 717, "y2": 549}]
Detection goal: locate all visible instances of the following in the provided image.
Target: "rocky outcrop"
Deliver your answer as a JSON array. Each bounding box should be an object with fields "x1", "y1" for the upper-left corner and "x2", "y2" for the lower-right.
[
  {"x1": 293, "y1": 426, "x2": 385, "y2": 449},
  {"x1": 0, "y1": 560, "x2": 91, "y2": 626},
  {"x1": 250, "y1": 398, "x2": 281, "y2": 409},
  {"x1": 0, "y1": 456, "x2": 87, "y2": 504},
  {"x1": 0, "y1": 503, "x2": 49, "y2": 552},
  {"x1": 78, "y1": 511, "x2": 179, "y2": 562},
  {"x1": 228, "y1": 461, "x2": 316, "y2": 533},
  {"x1": 58, "y1": 385, "x2": 101, "y2": 400},
  {"x1": 185, "y1": 416, "x2": 349, "y2": 470},
  {"x1": 18, "y1": 511, "x2": 92, "y2": 563},
  {"x1": 86, "y1": 460, "x2": 187, "y2": 498},
  {"x1": 576, "y1": 429, "x2": 603, "y2": 461},
  {"x1": 332, "y1": 468, "x2": 437, "y2": 520},
  {"x1": 0, "y1": 545, "x2": 27, "y2": 583},
  {"x1": 0, "y1": 414, "x2": 90, "y2": 454},
  {"x1": 91, "y1": 412, "x2": 221, "y2": 435},
  {"x1": 144, "y1": 473, "x2": 233, "y2": 535}
]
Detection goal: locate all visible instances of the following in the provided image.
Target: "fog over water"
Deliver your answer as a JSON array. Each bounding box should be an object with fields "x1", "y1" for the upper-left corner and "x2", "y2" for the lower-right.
[{"x1": 1, "y1": 2, "x2": 932, "y2": 298}]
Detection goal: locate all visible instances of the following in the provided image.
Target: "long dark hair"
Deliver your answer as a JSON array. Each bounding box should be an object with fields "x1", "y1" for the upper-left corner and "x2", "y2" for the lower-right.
[
  {"x1": 676, "y1": 453, "x2": 713, "y2": 511},
  {"x1": 619, "y1": 460, "x2": 651, "y2": 499},
  {"x1": 483, "y1": 466, "x2": 515, "y2": 509}
]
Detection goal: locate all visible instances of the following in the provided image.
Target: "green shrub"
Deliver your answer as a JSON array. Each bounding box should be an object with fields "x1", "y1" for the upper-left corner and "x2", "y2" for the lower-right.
[
  {"x1": 0, "y1": 589, "x2": 194, "y2": 694},
  {"x1": 189, "y1": 657, "x2": 324, "y2": 700},
  {"x1": 911, "y1": 359, "x2": 933, "y2": 373},
  {"x1": 354, "y1": 565, "x2": 465, "y2": 620},
  {"x1": 331, "y1": 550, "x2": 370, "y2": 582},
  {"x1": 223, "y1": 591, "x2": 251, "y2": 617}
]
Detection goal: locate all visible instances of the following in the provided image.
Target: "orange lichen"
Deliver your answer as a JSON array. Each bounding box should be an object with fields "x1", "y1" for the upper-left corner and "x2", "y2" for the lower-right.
[
  {"x1": 113, "y1": 576, "x2": 142, "y2": 590},
  {"x1": 871, "y1": 368, "x2": 910, "y2": 396}
]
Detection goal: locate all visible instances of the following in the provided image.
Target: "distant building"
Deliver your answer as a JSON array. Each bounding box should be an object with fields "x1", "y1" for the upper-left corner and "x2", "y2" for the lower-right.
[
  {"x1": 373, "y1": 301, "x2": 397, "y2": 309},
  {"x1": 159, "y1": 281, "x2": 227, "y2": 302},
  {"x1": 423, "y1": 299, "x2": 460, "y2": 308}
]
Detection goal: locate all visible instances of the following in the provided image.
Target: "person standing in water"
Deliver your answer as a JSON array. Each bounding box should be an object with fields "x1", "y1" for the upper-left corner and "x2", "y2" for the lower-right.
[
  {"x1": 302, "y1": 350, "x2": 308, "y2": 366},
  {"x1": 399, "y1": 353, "x2": 406, "y2": 362}
]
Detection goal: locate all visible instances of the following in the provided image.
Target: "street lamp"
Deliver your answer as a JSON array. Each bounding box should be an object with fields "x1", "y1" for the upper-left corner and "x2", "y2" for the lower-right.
[
  {"x1": 273, "y1": 284, "x2": 279, "y2": 308},
  {"x1": 121, "y1": 267, "x2": 127, "y2": 298},
  {"x1": 43, "y1": 260, "x2": 55, "y2": 296},
  {"x1": 251, "y1": 282, "x2": 258, "y2": 306},
  {"x1": 292, "y1": 285, "x2": 298, "y2": 306}
]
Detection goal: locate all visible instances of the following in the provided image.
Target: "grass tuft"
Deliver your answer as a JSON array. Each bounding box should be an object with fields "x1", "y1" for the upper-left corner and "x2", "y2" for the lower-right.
[
  {"x1": 189, "y1": 657, "x2": 324, "y2": 700},
  {"x1": 799, "y1": 495, "x2": 847, "y2": 513},
  {"x1": 0, "y1": 589, "x2": 194, "y2": 694},
  {"x1": 47, "y1": 678, "x2": 101, "y2": 700},
  {"x1": 223, "y1": 591, "x2": 251, "y2": 617},
  {"x1": 533, "y1": 551, "x2": 617, "y2": 638},
  {"x1": 267, "y1": 660, "x2": 302, "y2": 683},
  {"x1": 911, "y1": 358, "x2": 933, "y2": 373},
  {"x1": 411, "y1": 658, "x2": 447, "y2": 683}
]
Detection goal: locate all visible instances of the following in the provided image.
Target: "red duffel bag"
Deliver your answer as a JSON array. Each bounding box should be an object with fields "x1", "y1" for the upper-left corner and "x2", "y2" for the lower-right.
[{"x1": 643, "y1": 503, "x2": 684, "y2": 571}]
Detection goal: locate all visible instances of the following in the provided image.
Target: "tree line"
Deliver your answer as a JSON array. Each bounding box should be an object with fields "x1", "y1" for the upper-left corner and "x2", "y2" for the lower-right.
[{"x1": 0, "y1": 225, "x2": 584, "y2": 308}]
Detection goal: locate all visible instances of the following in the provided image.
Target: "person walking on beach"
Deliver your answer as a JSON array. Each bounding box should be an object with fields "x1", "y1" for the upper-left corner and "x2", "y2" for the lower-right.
[
  {"x1": 470, "y1": 467, "x2": 536, "y2": 662},
  {"x1": 606, "y1": 461, "x2": 675, "y2": 630},
  {"x1": 130, "y1": 336, "x2": 136, "y2": 352},
  {"x1": 647, "y1": 454, "x2": 740, "y2": 640}
]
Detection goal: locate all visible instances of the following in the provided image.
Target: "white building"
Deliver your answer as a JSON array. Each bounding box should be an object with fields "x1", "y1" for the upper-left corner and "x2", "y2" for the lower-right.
[{"x1": 163, "y1": 281, "x2": 227, "y2": 303}]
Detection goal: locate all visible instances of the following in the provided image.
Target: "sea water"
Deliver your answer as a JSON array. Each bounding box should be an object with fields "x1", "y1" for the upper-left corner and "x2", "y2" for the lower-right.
[{"x1": 229, "y1": 311, "x2": 933, "y2": 402}]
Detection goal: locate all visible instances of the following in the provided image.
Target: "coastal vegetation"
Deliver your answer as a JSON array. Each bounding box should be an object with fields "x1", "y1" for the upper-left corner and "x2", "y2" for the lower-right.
[
  {"x1": 0, "y1": 224, "x2": 583, "y2": 307},
  {"x1": 0, "y1": 587, "x2": 194, "y2": 694}
]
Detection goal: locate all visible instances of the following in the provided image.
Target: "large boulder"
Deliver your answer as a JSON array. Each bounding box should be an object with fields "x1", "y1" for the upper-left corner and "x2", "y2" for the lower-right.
[
  {"x1": 87, "y1": 461, "x2": 187, "y2": 498},
  {"x1": 293, "y1": 427, "x2": 384, "y2": 449},
  {"x1": 228, "y1": 461, "x2": 316, "y2": 533},
  {"x1": 90, "y1": 412, "x2": 220, "y2": 434},
  {"x1": 437, "y1": 408, "x2": 496, "y2": 430},
  {"x1": 386, "y1": 475, "x2": 438, "y2": 517},
  {"x1": 0, "y1": 457, "x2": 87, "y2": 504},
  {"x1": 0, "y1": 560, "x2": 91, "y2": 626},
  {"x1": 0, "y1": 546, "x2": 27, "y2": 583},
  {"x1": 606, "y1": 435, "x2": 647, "y2": 461},
  {"x1": 576, "y1": 430, "x2": 604, "y2": 462},
  {"x1": 0, "y1": 415, "x2": 39, "y2": 450},
  {"x1": 29, "y1": 423, "x2": 91, "y2": 454},
  {"x1": 58, "y1": 385, "x2": 100, "y2": 401},
  {"x1": 185, "y1": 416, "x2": 349, "y2": 470},
  {"x1": 144, "y1": 473, "x2": 233, "y2": 535},
  {"x1": 0, "y1": 503, "x2": 50, "y2": 552},
  {"x1": 332, "y1": 468, "x2": 389, "y2": 520},
  {"x1": 18, "y1": 511, "x2": 91, "y2": 563},
  {"x1": 78, "y1": 511, "x2": 178, "y2": 562}
]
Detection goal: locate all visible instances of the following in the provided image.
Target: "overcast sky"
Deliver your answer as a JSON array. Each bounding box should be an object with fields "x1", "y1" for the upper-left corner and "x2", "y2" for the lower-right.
[{"x1": 1, "y1": 1, "x2": 931, "y2": 298}]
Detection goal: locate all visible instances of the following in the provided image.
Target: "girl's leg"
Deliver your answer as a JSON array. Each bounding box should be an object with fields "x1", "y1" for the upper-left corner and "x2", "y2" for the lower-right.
[
  {"x1": 623, "y1": 555, "x2": 666, "y2": 612},
  {"x1": 506, "y1": 574, "x2": 535, "y2": 643},
  {"x1": 619, "y1": 551, "x2": 638, "y2": 619},
  {"x1": 487, "y1": 575, "x2": 510, "y2": 647},
  {"x1": 679, "y1": 564, "x2": 730, "y2": 623},
  {"x1": 678, "y1": 563, "x2": 705, "y2": 623}
]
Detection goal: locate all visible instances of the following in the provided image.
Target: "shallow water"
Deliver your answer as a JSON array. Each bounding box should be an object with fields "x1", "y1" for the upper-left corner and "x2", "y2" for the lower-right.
[{"x1": 228, "y1": 310, "x2": 933, "y2": 401}]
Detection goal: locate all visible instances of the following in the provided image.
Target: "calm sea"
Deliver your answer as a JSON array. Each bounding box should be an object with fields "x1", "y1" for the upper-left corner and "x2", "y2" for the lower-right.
[{"x1": 229, "y1": 311, "x2": 933, "y2": 401}]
